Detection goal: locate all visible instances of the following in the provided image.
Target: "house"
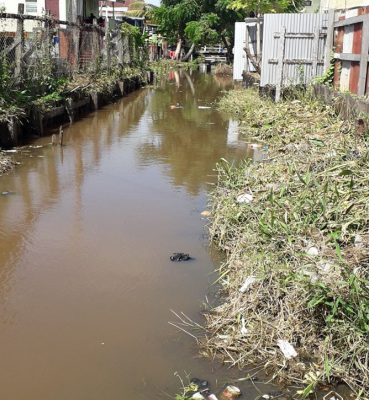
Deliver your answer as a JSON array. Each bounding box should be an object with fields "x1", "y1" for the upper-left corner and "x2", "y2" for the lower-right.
[
  {"x1": 99, "y1": 1, "x2": 135, "y2": 20},
  {"x1": 303, "y1": 0, "x2": 321, "y2": 12},
  {"x1": 305, "y1": 0, "x2": 369, "y2": 11},
  {"x1": 0, "y1": 0, "x2": 99, "y2": 22}
]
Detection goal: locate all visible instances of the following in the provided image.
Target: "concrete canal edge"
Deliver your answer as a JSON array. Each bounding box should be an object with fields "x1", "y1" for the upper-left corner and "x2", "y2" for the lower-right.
[{"x1": 0, "y1": 71, "x2": 154, "y2": 150}]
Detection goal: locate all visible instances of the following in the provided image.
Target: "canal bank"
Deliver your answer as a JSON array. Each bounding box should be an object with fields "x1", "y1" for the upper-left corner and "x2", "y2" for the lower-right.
[
  {"x1": 207, "y1": 87, "x2": 369, "y2": 397},
  {"x1": 0, "y1": 71, "x2": 283, "y2": 400},
  {"x1": 0, "y1": 71, "x2": 150, "y2": 149}
]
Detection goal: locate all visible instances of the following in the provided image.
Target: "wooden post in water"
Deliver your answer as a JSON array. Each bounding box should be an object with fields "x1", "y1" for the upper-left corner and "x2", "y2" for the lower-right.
[
  {"x1": 15, "y1": 3, "x2": 25, "y2": 79},
  {"x1": 59, "y1": 126, "x2": 64, "y2": 146}
]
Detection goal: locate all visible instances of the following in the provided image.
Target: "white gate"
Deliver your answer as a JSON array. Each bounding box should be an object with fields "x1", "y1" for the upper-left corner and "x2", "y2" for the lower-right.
[{"x1": 233, "y1": 18, "x2": 263, "y2": 81}]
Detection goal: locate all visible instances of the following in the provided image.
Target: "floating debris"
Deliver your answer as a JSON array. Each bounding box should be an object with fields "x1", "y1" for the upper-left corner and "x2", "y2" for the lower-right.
[
  {"x1": 201, "y1": 210, "x2": 211, "y2": 217},
  {"x1": 192, "y1": 393, "x2": 205, "y2": 400},
  {"x1": 198, "y1": 106, "x2": 211, "y2": 110},
  {"x1": 190, "y1": 378, "x2": 209, "y2": 389},
  {"x1": 170, "y1": 253, "x2": 191, "y2": 262},
  {"x1": 220, "y1": 385, "x2": 241, "y2": 400}
]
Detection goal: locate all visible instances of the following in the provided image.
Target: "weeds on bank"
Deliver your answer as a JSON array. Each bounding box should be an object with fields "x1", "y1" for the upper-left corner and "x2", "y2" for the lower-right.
[
  {"x1": 206, "y1": 88, "x2": 369, "y2": 397},
  {"x1": 150, "y1": 59, "x2": 200, "y2": 78},
  {"x1": 0, "y1": 53, "x2": 147, "y2": 123}
]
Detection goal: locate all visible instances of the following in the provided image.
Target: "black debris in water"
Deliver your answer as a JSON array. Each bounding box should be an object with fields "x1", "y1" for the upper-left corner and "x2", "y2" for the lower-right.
[
  {"x1": 190, "y1": 378, "x2": 209, "y2": 389},
  {"x1": 170, "y1": 253, "x2": 192, "y2": 262}
]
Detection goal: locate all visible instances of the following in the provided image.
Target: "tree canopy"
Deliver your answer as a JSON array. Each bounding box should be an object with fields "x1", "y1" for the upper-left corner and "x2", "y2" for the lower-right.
[{"x1": 152, "y1": 0, "x2": 305, "y2": 58}]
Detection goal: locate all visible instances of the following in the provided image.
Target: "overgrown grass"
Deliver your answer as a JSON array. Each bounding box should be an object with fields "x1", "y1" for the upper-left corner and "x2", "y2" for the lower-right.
[
  {"x1": 205, "y1": 88, "x2": 369, "y2": 397},
  {"x1": 0, "y1": 58, "x2": 147, "y2": 124},
  {"x1": 150, "y1": 59, "x2": 200, "y2": 78}
]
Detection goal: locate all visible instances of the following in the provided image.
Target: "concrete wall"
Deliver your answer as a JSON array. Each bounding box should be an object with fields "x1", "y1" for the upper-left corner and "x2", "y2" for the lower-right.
[
  {"x1": 0, "y1": 0, "x2": 46, "y2": 14},
  {"x1": 320, "y1": 0, "x2": 369, "y2": 10},
  {"x1": 0, "y1": 0, "x2": 46, "y2": 32},
  {"x1": 45, "y1": 0, "x2": 59, "y2": 18},
  {"x1": 304, "y1": 0, "x2": 321, "y2": 12}
]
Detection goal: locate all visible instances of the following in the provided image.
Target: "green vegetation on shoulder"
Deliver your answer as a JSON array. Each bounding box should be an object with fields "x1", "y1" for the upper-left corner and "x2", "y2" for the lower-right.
[{"x1": 208, "y1": 87, "x2": 369, "y2": 397}]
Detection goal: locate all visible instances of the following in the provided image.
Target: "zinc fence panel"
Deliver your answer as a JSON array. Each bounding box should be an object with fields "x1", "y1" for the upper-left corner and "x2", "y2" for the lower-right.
[{"x1": 260, "y1": 13, "x2": 328, "y2": 87}]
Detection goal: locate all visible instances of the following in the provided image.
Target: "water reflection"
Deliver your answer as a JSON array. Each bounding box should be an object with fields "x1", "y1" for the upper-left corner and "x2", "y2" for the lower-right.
[{"x1": 137, "y1": 71, "x2": 255, "y2": 195}]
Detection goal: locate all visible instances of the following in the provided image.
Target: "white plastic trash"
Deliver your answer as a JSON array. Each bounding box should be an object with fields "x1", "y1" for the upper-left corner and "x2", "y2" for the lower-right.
[
  {"x1": 236, "y1": 193, "x2": 253, "y2": 204},
  {"x1": 221, "y1": 385, "x2": 241, "y2": 398},
  {"x1": 240, "y1": 317, "x2": 248, "y2": 335},
  {"x1": 239, "y1": 276, "x2": 256, "y2": 293},
  {"x1": 277, "y1": 339, "x2": 298, "y2": 360},
  {"x1": 192, "y1": 393, "x2": 206, "y2": 400},
  {"x1": 306, "y1": 246, "x2": 319, "y2": 256}
]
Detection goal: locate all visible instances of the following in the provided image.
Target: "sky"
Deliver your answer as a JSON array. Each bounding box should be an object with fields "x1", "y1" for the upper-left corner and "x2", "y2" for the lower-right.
[{"x1": 147, "y1": 0, "x2": 161, "y2": 6}]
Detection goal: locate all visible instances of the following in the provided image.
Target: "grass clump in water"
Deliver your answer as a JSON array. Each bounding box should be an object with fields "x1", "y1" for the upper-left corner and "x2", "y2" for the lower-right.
[{"x1": 205, "y1": 88, "x2": 369, "y2": 397}]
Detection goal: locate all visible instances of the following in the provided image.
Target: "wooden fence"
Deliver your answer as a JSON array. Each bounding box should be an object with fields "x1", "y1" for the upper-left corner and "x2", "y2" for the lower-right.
[
  {"x1": 332, "y1": 6, "x2": 369, "y2": 96},
  {"x1": 0, "y1": 3, "x2": 136, "y2": 82}
]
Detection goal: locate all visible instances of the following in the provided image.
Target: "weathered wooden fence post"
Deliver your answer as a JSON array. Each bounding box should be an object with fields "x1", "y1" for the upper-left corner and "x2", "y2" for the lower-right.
[
  {"x1": 256, "y1": 18, "x2": 262, "y2": 65},
  {"x1": 123, "y1": 34, "x2": 130, "y2": 65},
  {"x1": 311, "y1": 26, "x2": 320, "y2": 80},
  {"x1": 105, "y1": 22, "x2": 111, "y2": 73},
  {"x1": 275, "y1": 27, "x2": 286, "y2": 102},
  {"x1": 92, "y1": 19, "x2": 100, "y2": 72},
  {"x1": 358, "y1": 15, "x2": 369, "y2": 96},
  {"x1": 324, "y1": 9, "x2": 335, "y2": 72},
  {"x1": 14, "y1": 3, "x2": 25, "y2": 79},
  {"x1": 117, "y1": 31, "x2": 124, "y2": 65},
  {"x1": 73, "y1": 20, "x2": 81, "y2": 73}
]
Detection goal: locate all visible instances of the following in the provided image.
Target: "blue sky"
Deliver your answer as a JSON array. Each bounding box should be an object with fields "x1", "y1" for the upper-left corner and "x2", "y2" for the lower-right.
[{"x1": 148, "y1": 0, "x2": 161, "y2": 6}]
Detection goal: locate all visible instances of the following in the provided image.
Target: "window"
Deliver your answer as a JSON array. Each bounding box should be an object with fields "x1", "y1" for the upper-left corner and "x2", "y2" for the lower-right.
[{"x1": 25, "y1": 0, "x2": 38, "y2": 14}]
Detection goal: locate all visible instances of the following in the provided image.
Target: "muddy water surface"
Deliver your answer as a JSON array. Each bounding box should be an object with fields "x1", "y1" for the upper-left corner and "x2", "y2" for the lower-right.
[{"x1": 0, "y1": 71, "x2": 269, "y2": 400}]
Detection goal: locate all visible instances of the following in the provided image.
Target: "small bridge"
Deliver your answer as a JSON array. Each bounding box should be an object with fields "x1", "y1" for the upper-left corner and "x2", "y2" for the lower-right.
[{"x1": 198, "y1": 45, "x2": 228, "y2": 63}]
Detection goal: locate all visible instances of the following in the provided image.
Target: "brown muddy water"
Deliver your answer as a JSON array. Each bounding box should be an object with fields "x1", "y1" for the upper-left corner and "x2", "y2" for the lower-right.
[{"x1": 0, "y1": 71, "x2": 271, "y2": 400}]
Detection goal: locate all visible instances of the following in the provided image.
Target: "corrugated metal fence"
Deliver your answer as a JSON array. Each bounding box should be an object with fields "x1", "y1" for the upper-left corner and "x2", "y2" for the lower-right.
[
  {"x1": 233, "y1": 8, "x2": 369, "y2": 99},
  {"x1": 260, "y1": 13, "x2": 329, "y2": 89}
]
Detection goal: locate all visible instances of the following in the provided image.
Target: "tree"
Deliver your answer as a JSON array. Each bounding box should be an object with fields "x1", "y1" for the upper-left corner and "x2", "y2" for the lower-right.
[
  {"x1": 124, "y1": 1, "x2": 156, "y2": 18},
  {"x1": 223, "y1": 0, "x2": 305, "y2": 13},
  {"x1": 153, "y1": 0, "x2": 201, "y2": 59},
  {"x1": 152, "y1": 0, "x2": 305, "y2": 61}
]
